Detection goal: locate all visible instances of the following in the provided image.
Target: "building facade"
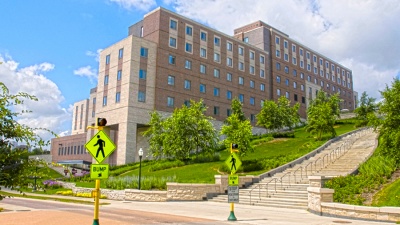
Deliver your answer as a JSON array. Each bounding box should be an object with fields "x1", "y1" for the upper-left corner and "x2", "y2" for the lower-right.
[{"x1": 51, "y1": 7, "x2": 354, "y2": 166}]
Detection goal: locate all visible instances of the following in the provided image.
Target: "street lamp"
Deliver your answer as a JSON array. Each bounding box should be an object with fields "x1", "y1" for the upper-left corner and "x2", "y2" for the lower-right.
[
  {"x1": 33, "y1": 156, "x2": 39, "y2": 192},
  {"x1": 138, "y1": 148, "x2": 143, "y2": 190}
]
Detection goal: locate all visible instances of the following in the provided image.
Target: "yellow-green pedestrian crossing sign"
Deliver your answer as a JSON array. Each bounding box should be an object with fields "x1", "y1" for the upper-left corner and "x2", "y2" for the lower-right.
[
  {"x1": 225, "y1": 152, "x2": 242, "y2": 174},
  {"x1": 85, "y1": 130, "x2": 116, "y2": 164},
  {"x1": 90, "y1": 164, "x2": 109, "y2": 179}
]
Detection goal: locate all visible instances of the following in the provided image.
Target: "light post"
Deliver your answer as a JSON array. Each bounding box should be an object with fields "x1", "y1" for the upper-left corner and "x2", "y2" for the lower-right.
[
  {"x1": 138, "y1": 148, "x2": 143, "y2": 190},
  {"x1": 33, "y1": 156, "x2": 39, "y2": 192}
]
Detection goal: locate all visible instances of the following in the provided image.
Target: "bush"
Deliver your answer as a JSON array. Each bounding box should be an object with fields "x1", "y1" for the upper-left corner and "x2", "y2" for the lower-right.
[
  {"x1": 189, "y1": 153, "x2": 220, "y2": 163},
  {"x1": 251, "y1": 137, "x2": 274, "y2": 146},
  {"x1": 104, "y1": 175, "x2": 176, "y2": 190},
  {"x1": 148, "y1": 160, "x2": 185, "y2": 172},
  {"x1": 271, "y1": 131, "x2": 295, "y2": 138},
  {"x1": 42, "y1": 180, "x2": 62, "y2": 189}
]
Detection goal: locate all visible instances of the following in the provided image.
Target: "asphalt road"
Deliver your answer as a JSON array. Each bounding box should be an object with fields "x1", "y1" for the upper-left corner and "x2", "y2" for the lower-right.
[{"x1": 0, "y1": 197, "x2": 396, "y2": 225}]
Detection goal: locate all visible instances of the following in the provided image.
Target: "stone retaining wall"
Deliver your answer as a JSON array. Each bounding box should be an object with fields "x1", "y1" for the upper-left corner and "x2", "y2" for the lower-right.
[
  {"x1": 307, "y1": 176, "x2": 400, "y2": 223},
  {"x1": 125, "y1": 189, "x2": 167, "y2": 201}
]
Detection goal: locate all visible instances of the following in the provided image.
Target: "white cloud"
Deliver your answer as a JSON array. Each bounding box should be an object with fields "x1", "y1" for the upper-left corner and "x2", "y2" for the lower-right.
[
  {"x1": 164, "y1": 0, "x2": 400, "y2": 100},
  {"x1": 73, "y1": 65, "x2": 98, "y2": 84},
  {"x1": 109, "y1": 0, "x2": 156, "y2": 11},
  {"x1": 0, "y1": 54, "x2": 71, "y2": 143},
  {"x1": 86, "y1": 49, "x2": 103, "y2": 62}
]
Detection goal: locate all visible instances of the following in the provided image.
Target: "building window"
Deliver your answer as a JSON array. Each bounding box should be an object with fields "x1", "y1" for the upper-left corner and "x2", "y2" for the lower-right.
[
  {"x1": 307, "y1": 75, "x2": 311, "y2": 82},
  {"x1": 103, "y1": 96, "x2": 107, "y2": 106},
  {"x1": 285, "y1": 79, "x2": 289, "y2": 86},
  {"x1": 213, "y1": 87, "x2": 220, "y2": 97},
  {"x1": 292, "y1": 57, "x2": 297, "y2": 65},
  {"x1": 185, "y1": 60, "x2": 192, "y2": 69},
  {"x1": 276, "y1": 50, "x2": 281, "y2": 58},
  {"x1": 214, "y1": 68, "x2": 220, "y2": 78},
  {"x1": 332, "y1": 74, "x2": 336, "y2": 82},
  {"x1": 293, "y1": 69, "x2": 297, "y2": 76},
  {"x1": 227, "y1": 57, "x2": 233, "y2": 67},
  {"x1": 200, "y1": 84, "x2": 206, "y2": 93},
  {"x1": 118, "y1": 48, "x2": 123, "y2": 59},
  {"x1": 238, "y1": 47, "x2": 244, "y2": 55},
  {"x1": 276, "y1": 62, "x2": 281, "y2": 70},
  {"x1": 284, "y1": 66, "x2": 289, "y2": 74},
  {"x1": 214, "y1": 37, "x2": 220, "y2": 46},
  {"x1": 250, "y1": 51, "x2": 255, "y2": 60},
  {"x1": 200, "y1": 64, "x2": 206, "y2": 74},
  {"x1": 292, "y1": 44, "x2": 296, "y2": 52},
  {"x1": 170, "y1": 19, "x2": 177, "y2": 29},
  {"x1": 260, "y1": 83, "x2": 265, "y2": 91},
  {"x1": 314, "y1": 67, "x2": 318, "y2": 74},
  {"x1": 227, "y1": 42, "x2": 233, "y2": 51},
  {"x1": 116, "y1": 92, "x2": 121, "y2": 103},
  {"x1": 169, "y1": 55, "x2": 175, "y2": 65},
  {"x1": 239, "y1": 94, "x2": 244, "y2": 103},
  {"x1": 226, "y1": 90, "x2": 232, "y2": 100},
  {"x1": 286, "y1": 91, "x2": 290, "y2": 99},
  {"x1": 300, "y1": 48, "x2": 303, "y2": 56},
  {"x1": 277, "y1": 89, "x2": 281, "y2": 96},
  {"x1": 227, "y1": 73, "x2": 232, "y2": 81},
  {"x1": 326, "y1": 61, "x2": 329, "y2": 68},
  {"x1": 167, "y1": 96, "x2": 174, "y2": 107},
  {"x1": 250, "y1": 66, "x2": 255, "y2": 75},
  {"x1": 302, "y1": 96, "x2": 305, "y2": 104},
  {"x1": 186, "y1": 26, "x2": 192, "y2": 36},
  {"x1": 293, "y1": 82, "x2": 297, "y2": 89},
  {"x1": 260, "y1": 69, "x2": 265, "y2": 78},
  {"x1": 300, "y1": 60, "x2": 304, "y2": 68},
  {"x1": 184, "y1": 80, "x2": 191, "y2": 90},
  {"x1": 320, "y1": 70, "x2": 324, "y2": 77},
  {"x1": 169, "y1": 37, "x2": 177, "y2": 48},
  {"x1": 300, "y1": 73, "x2": 304, "y2": 79},
  {"x1": 275, "y1": 36, "x2": 280, "y2": 44},
  {"x1": 307, "y1": 64, "x2": 311, "y2": 71},
  {"x1": 301, "y1": 84, "x2": 304, "y2": 91},
  {"x1": 227, "y1": 109, "x2": 232, "y2": 116},
  {"x1": 306, "y1": 52, "x2": 310, "y2": 59},
  {"x1": 250, "y1": 97, "x2": 255, "y2": 105},
  {"x1": 168, "y1": 75, "x2": 175, "y2": 85},
  {"x1": 250, "y1": 80, "x2": 255, "y2": 88},
  {"x1": 200, "y1": 31, "x2": 207, "y2": 41},
  {"x1": 213, "y1": 106, "x2": 220, "y2": 115},
  {"x1": 139, "y1": 69, "x2": 147, "y2": 79},
  {"x1": 244, "y1": 37, "x2": 249, "y2": 43},
  {"x1": 239, "y1": 76, "x2": 244, "y2": 85},
  {"x1": 260, "y1": 55, "x2": 265, "y2": 64},
  {"x1": 104, "y1": 75, "x2": 109, "y2": 85},
  {"x1": 214, "y1": 52, "x2": 220, "y2": 62},
  {"x1": 184, "y1": 100, "x2": 190, "y2": 107},
  {"x1": 320, "y1": 58, "x2": 323, "y2": 66},
  {"x1": 185, "y1": 42, "x2": 192, "y2": 53},
  {"x1": 313, "y1": 55, "x2": 317, "y2": 63},
  {"x1": 250, "y1": 114, "x2": 256, "y2": 122},
  {"x1": 106, "y1": 54, "x2": 110, "y2": 65},
  {"x1": 239, "y1": 62, "x2": 244, "y2": 71},
  {"x1": 284, "y1": 53, "x2": 289, "y2": 61},
  {"x1": 276, "y1": 76, "x2": 281, "y2": 83},
  {"x1": 284, "y1": 40, "x2": 288, "y2": 48},
  {"x1": 200, "y1": 48, "x2": 207, "y2": 58},
  {"x1": 140, "y1": 47, "x2": 148, "y2": 57},
  {"x1": 294, "y1": 94, "x2": 298, "y2": 102},
  {"x1": 117, "y1": 70, "x2": 122, "y2": 81}
]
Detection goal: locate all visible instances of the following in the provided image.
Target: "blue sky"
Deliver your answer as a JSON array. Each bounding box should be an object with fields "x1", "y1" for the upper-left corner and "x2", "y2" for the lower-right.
[{"x1": 0, "y1": 0, "x2": 399, "y2": 142}]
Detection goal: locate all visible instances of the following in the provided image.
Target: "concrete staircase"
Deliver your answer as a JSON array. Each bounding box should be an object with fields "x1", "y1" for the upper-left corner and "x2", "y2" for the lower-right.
[{"x1": 209, "y1": 128, "x2": 377, "y2": 209}]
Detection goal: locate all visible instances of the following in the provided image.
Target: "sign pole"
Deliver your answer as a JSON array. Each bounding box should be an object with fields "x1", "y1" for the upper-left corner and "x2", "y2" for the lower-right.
[
  {"x1": 93, "y1": 179, "x2": 100, "y2": 225},
  {"x1": 227, "y1": 143, "x2": 237, "y2": 221}
]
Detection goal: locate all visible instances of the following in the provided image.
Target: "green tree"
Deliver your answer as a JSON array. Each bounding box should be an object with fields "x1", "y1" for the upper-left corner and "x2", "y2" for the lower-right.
[
  {"x1": 143, "y1": 100, "x2": 218, "y2": 161},
  {"x1": 354, "y1": 91, "x2": 377, "y2": 127},
  {"x1": 257, "y1": 96, "x2": 300, "y2": 131},
  {"x1": 142, "y1": 111, "x2": 165, "y2": 159},
  {"x1": 220, "y1": 114, "x2": 253, "y2": 157},
  {"x1": 231, "y1": 98, "x2": 246, "y2": 122},
  {"x1": 376, "y1": 79, "x2": 400, "y2": 163},
  {"x1": 0, "y1": 82, "x2": 53, "y2": 200},
  {"x1": 305, "y1": 91, "x2": 341, "y2": 140}
]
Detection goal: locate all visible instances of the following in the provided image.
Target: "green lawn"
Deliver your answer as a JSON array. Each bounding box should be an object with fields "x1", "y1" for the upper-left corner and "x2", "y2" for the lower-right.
[{"x1": 372, "y1": 178, "x2": 400, "y2": 207}]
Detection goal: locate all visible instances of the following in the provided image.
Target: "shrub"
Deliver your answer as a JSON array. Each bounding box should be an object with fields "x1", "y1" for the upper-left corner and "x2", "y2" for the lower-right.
[
  {"x1": 271, "y1": 131, "x2": 295, "y2": 138},
  {"x1": 148, "y1": 160, "x2": 185, "y2": 172},
  {"x1": 104, "y1": 175, "x2": 176, "y2": 190},
  {"x1": 43, "y1": 180, "x2": 62, "y2": 189}
]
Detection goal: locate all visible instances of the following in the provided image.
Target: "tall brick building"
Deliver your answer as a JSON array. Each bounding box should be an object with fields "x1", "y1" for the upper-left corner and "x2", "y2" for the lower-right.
[{"x1": 51, "y1": 7, "x2": 355, "y2": 166}]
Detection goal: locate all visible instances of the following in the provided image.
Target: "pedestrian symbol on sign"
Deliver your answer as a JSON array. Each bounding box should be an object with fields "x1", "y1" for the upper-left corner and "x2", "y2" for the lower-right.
[
  {"x1": 225, "y1": 153, "x2": 242, "y2": 174},
  {"x1": 230, "y1": 155, "x2": 236, "y2": 171},
  {"x1": 94, "y1": 135, "x2": 106, "y2": 158}
]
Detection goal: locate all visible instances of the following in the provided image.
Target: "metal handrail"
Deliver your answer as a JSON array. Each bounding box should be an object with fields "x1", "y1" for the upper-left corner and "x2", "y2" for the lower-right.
[
  {"x1": 314, "y1": 157, "x2": 322, "y2": 172},
  {"x1": 265, "y1": 178, "x2": 279, "y2": 198},
  {"x1": 279, "y1": 172, "x2": 291, "y2": 189},
  {"x1": 293, "y1": 166, "x2": 303, "y2": 183},
  {"x1": 304, "y1": 161, "x2": 313, "y2": 177}
]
